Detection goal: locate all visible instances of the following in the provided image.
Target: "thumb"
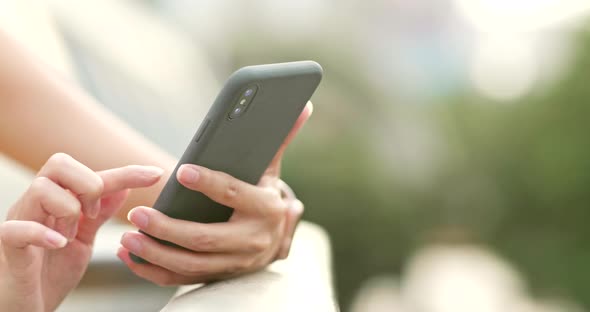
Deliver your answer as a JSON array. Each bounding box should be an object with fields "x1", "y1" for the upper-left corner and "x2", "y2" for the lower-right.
[
  {"x1": 1, "y1": 220, "x2": 67, "y2": 274},
  {"x1": 76, "y1": 190, "x2": 129, "y2": 245}
]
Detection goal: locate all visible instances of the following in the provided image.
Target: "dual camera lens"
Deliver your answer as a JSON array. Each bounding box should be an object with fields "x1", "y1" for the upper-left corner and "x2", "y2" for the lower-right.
[{"x1": 229, "y1": 85, "x2": 258, "y2": 119}]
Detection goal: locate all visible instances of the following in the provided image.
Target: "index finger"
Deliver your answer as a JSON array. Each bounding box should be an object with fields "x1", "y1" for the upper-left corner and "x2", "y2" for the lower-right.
[
  {"x1": 38, "y1": 153, "x2": 104, "y2": 219},
  {"x1": 98, "y1": 165, "x2": 164, "y2": 194},
  {"x1": 176, "y1": 165, "x2": 276, "y2": 214}
]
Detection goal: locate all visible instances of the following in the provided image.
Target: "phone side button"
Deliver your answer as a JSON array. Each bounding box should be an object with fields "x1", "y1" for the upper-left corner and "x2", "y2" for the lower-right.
[{"x1": 195, "y1": 119, "x2": 211, "y2": 142}]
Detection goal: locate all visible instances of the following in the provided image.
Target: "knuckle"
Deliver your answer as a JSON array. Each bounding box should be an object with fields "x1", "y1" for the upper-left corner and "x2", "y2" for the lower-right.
[
  {"x1": 86, "y1": 176, "x2": 104, "y2": 196},
  {"x1": 61, "y1": 196, "x2": 82, "y2": 218},
  {"x1": 269, "y1": 199, "x2": 288, "y2": 221},
  {"x1": 296, "y1": 201, "x2": 305, "y2": 216},
  {"x1": 222, "y1": 180, "x2": 240, "y2": 202},
  {"x1": 248, "y1": 234, "x2": 272, "y2": 253},
  {"x1": 262, "y1": 186, "x2": 281, "y2": 201},
  {"x1": 47, "y1": 152, "x2": 72, "y2": 167},
  {"x1": 188, "y1": 231, "x2": 216, "y2": 251},
  {"x1": 181, "y1": 259, "x2": 206, "y2": 276},
  {"x1": 262, "y1": 187, "x2": 284, "y2": 206},
  {"x1": 29, "y1": 177, "x2": 51, "y2": 201}
]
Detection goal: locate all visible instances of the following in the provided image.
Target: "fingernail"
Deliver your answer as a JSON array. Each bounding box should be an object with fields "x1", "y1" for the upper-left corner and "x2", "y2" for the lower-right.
[
  {"x1": 88, "y1": 201, "x2": 100, "y2": 219},
  {"x1": 46, "y1": 230, "x2": 67, "y2": 248},
  {"x1": 178, "y1": 165, "x2": 200, "y2": 184},
  {"x1": 128, "y1": 208, "x2": 149, "y2": 229},
  {"x1": 144, "y1": 166, "x2": 165, "y2": 178},
  {"x1": 121, "y1": 233, "x2": 143, "y2": 254}
]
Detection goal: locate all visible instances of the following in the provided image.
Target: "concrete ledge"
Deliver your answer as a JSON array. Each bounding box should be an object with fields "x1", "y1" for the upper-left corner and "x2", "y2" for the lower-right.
[{"x1": 161, "y1": 221, "x2": 338, "y2": 312}]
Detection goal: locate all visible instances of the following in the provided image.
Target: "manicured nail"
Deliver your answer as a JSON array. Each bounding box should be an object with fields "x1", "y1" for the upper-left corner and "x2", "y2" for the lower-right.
[
  {"x1": 121, "y1": 233, "x2": 142, "y2": 253},
  {"x1": 46, "y1": 230, "x2": 67, "y2": 248},
  {"x1": 143, "y1": 166, "x2": 165, "y2": 178},
  {"x1": 128, "y1": 208, "x2": 149, "y2": 229},
  {"x1": 178, "y1": 165, "x2": 200, "y2": 184}
]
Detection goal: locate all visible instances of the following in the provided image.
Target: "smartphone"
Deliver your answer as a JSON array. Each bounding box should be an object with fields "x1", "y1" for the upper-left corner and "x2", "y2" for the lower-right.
[{"x1": 130, "y1": 61, "x2": 323, "y2": 263}]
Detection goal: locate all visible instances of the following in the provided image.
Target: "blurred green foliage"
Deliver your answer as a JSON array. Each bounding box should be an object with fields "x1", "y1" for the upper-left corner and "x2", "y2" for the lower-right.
[{"x1": 231, "y1": 27, "x2": 590, "y2": 310}]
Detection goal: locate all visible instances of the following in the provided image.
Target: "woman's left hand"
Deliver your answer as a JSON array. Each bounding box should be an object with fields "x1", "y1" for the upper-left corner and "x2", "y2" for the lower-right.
[{"x1": 117, "y1": 103, "x2": 313, "y2": 285}]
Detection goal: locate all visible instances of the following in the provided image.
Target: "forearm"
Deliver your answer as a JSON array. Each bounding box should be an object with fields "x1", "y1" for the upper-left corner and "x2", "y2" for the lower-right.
[{"x1": 0, "y1": 30, "x2": 176, "y2": 220}]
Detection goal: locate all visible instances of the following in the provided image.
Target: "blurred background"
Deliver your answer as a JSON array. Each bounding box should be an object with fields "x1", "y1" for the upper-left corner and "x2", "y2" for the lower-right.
[{"x1": 1, "y1": 0, "x2": 590, "y2": 311}]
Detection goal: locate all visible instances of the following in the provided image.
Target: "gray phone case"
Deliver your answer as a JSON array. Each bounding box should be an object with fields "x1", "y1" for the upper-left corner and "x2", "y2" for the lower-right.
[{"x1": 130, "y1": 61, "x2": 323, "y2": 263}]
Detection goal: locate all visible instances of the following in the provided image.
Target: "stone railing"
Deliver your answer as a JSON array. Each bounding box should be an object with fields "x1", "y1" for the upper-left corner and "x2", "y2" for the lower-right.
[
  {"x1": 161, "y1": 222, "x2": 338, "y2": 312},
  {"x1": 62, "y1": 221, "x2": 337, "y2": 312}
]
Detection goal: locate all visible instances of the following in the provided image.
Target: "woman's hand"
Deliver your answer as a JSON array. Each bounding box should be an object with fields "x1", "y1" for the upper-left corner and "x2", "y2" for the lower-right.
[
  {"x1": 117, "y1": 103, "x2": 313, "y2": 285},
  {"x1": 0, "y1": 153, "x2": 163, "y2": 312}
]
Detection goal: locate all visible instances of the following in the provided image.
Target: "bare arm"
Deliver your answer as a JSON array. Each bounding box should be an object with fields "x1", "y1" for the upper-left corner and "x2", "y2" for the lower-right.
[
  {"x1": 0, "y1": 30, "x2": 176, "y2": 221},
  {"x1": 0, "y1": 29, "x2": 311, "y2": 285}
]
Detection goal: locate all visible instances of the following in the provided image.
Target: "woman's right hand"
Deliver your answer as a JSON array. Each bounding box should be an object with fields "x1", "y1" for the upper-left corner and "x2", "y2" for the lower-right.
[{"x1": 0, "y1": 153, "x2": 163, "y2": 312}]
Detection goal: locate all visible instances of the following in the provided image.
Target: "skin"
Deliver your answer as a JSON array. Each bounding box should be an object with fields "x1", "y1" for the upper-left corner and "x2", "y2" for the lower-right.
[
  {"x1": 119, "y1": 109, "x2": 311, "y2": 284},
  {"x1": 0, "y1": 27, "x2": 310, "y2": 296},
  {"x1": 0, "y1": 155, "x2": 164, "y2": 312}
]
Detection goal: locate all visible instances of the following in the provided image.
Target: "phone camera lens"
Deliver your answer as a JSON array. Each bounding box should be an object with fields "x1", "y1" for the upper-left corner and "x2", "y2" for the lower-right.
[
  {"x1": 229, "y1": 85, "x2": 257, "y2": 120},
  {"x1": 229, "y1": 106, "x2": 243, "y2": 120}
]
